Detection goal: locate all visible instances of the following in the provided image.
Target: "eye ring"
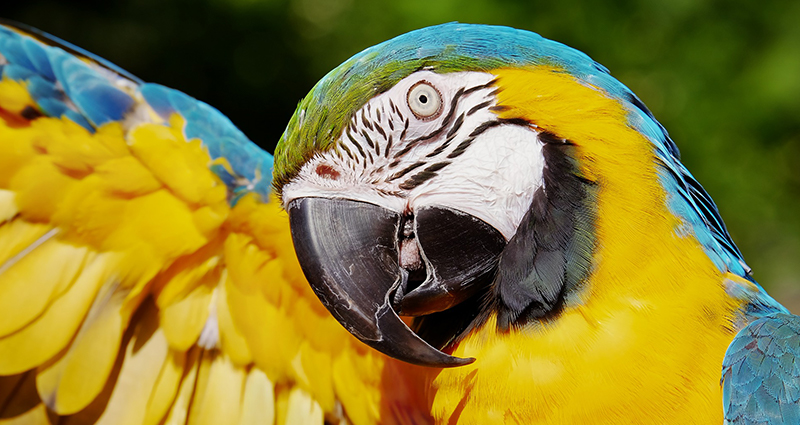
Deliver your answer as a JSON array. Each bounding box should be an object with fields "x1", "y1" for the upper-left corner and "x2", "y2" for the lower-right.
[{"x1": 407, "y1": 81, "x2": 443, "y2": 120}]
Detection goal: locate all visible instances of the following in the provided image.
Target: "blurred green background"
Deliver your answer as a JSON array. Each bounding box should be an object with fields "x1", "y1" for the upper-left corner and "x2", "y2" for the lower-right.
[{"x1": 6, "y1": 0, "x2": 800, "y2": 310}]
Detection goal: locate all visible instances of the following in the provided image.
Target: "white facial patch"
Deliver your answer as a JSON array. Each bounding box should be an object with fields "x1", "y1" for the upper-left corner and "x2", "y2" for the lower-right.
[
  {"x1": 282, "y1": 70, "x2": 546, "y2": 241},
  {"x1": 409, "y1": 125, "x2": 543, "y2": 239}
]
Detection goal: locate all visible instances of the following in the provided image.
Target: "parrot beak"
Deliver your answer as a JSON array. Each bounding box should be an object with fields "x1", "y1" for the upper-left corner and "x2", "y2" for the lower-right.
[
  {"x1": 398, "y1": 206, "x2": 506, "y2": 316},
  {"x1": 287, "y1": 197, "x2": 475, "y2": 367}
]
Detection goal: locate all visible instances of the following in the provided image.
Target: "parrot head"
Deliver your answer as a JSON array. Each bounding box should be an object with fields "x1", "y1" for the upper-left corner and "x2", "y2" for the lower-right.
[{"x1": 273, "y1": 23, "x2": 735, "y2": 367}]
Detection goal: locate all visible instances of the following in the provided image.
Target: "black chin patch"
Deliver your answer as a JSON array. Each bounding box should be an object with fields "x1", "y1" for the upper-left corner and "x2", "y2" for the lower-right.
[
  {"x1": 410, "y1": 132, "x2": 597, "y2": 347},
  {"x1": 494, "y1": 133, "x2": 597, "y2": 330}
]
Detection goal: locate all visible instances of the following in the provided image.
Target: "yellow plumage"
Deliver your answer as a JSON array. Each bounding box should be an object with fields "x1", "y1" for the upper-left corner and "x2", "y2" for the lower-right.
[
  {"x1": 0, "y1": 22, "x2": 763, "y2": 422},
  {"x1": 0, "y1": 77, "x2": 423, "y2": 425},
  {"x1": 422, "y1": 66, "x2": 746, "y2": 424}
]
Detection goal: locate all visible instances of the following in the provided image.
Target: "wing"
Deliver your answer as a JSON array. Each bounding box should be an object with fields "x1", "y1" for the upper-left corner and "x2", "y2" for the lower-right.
[
  {"x1": 0, "y1": 22, "x2": 422, "y2": 425},
  {"x1": 722, "y1": 313, "x2": 800, "y2": 424}
]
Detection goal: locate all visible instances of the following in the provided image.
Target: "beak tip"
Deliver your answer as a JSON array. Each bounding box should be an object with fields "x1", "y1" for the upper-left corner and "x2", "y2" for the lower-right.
[{"x1": 446, "y1": 356, "x2": 476, "y2": 367}]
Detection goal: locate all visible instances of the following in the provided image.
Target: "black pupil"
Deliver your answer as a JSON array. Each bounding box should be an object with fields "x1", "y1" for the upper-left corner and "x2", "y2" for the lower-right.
[{"x1": 419, "y1": 94, "x2": 428, "y2": 104}]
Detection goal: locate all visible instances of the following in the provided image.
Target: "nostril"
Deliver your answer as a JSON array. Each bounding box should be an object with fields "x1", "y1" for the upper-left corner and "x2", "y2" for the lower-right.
[
  {"x1": 399, "y1": 237, "x2": 422, "y2": 270},
  {"x1": 398, "y1": 214, "x2": 428, "y2": 297}
]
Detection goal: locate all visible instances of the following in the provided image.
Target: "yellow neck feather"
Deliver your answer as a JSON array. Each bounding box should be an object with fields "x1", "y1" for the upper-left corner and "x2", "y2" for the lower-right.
[{"x1": 415, "y1": 66, "x2": 744, "y2": 424}]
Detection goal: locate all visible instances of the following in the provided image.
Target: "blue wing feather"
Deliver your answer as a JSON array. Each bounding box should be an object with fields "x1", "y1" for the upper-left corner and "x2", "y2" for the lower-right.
[
  {"x1": 0, "y1": 20, "x2": 273, "y2": 202},
  {"x1": 723, "y1": 313, "x2": 800, "y2": 424}
]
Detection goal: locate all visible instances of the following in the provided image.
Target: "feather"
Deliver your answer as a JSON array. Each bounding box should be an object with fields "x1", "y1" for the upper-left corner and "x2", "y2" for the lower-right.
[
  {"x1": 0, "y1": 254, "x2": 110, "y2": 375},
  {"x1": 279, "y1": 388, "x2": 323, "y2": 425},
  {"x1": 86, "y1": 304, "x2": 170, "y2": 425},
  {"x1": 0, "y1": 236, "x2": 88, "y2": 337},
  {"x1": 159, "y1": 349, "x2": 201, "y2": 425},
  {"x1": 722, "y1": 313, "x2": 800, "y2": 423},
  {"x1": 0, "y1": 189, "x2": 16, "y2": 223},
  {"x1": 238, "y1": 368, "x2": 275, "y2": 425},
  {"x1": 35, "y1": 279, "x2": 129, "y2": 415},
  {"x1": 216, "y1": 278, "x2": 253, "y2": 366},
  {"x1": 139, "y1": 348, "x2": 184, "y2": 425},
  {"x1": 187, "y1": 353, "x2": 245, "y2": 425},
  {"x1": 159, "y1": 280, "x2": 214, "y2": 351},
  {"x1": 0, "y1": 220, "x2": 51, "y2": 268}
]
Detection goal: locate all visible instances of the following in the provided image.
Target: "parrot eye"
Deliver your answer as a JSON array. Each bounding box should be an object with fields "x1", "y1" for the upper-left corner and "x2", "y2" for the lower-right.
[{"x1": 407, "y1": 81, "x2": 442, "y2": 119}]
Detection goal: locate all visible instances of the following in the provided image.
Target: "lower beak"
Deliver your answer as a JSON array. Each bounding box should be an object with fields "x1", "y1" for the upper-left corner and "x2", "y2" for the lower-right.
[{"x1": 287, "y1": 197, "x2": 474, "y2": 367}]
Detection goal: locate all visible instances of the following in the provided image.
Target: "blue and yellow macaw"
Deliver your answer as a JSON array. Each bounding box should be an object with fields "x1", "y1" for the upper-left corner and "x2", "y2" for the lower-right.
[{"x1": 0, "y1": 20, "x2": 798, "y2": 424}]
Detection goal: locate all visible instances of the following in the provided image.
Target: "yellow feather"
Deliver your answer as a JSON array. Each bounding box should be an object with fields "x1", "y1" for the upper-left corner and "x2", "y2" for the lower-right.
[
  {"x1": 142, "y1": 350, "x2": 185, "y2": 425},
  {"x1": 0, "y1": 239, "x2": 90, "y2": 337},
  {"x1": 94, "y1": 156, "x2": 162, "y2": 198},
  {"x1": 278, "y1": 388, "x2": 323, "y2": 425},
  {"x1": 35, "y1": 121, "x2": 126, "y2": 176},
  {"x1": 0, "y1": 220, "x2": 51, "y2": 267},
  {"x1": 0, "y1": 78, "x2": 35, "y2": 115},
  {"x1": 10, "y1": 155, "x2": 78, "y2": 223},
  {"x1": 161, "y1": 349, "x2": 201, "y2": 425},
  {"x1": 0, "y1": 254, "x2": 110, "y2": 375},
  {"x1": 331, "y1": 345, "x2": 385, "y2": 425},
  {"x1": 224, "y1": 232, "x2": 293, "y2": 380},
  {"x1": 423, "y1": 66, "x2": 745, "y2": 424},
  {"x1": 226, "y1": 269, "x2": 295, "y2": 383},
  {"x1": 160, "y1": 279, "x2": 213, "y2": 351},
  {"x1": 216, "y1": 279, "x2": 253, "y2": 366},
  {"x1": 0, "y1": 190, "x2": 17, "y2": 223},
  {"x1": 187, "y1": 353, "x2": 245, "y2": 425},
  {"x1": 89, "y1": 307, "x2": 170, "y2": 425},
  {"x1": 52, "y1": 304, "x2": 168, "y2": 425},
  {"x1": 127, "y1": 119, "x2": 221, "y2": 206},
  {"x1": 238, "y1": 368, "x2": 275, "y2": 425},
  {"x1": 0, "y1": 123, "x2": 37, "y2": 187},
  {"x1": 154, "y1": 245, "x2": 222, "y2": 310},
  {"x1": 102, "y1": 189, "x2": 209, "y2": 261},
  {"x1": 294, "y1": 343, "x2": 335, "y2": 413},
  {"x1": 36, "y1": 281, "x2": 128, "y2": 415}
]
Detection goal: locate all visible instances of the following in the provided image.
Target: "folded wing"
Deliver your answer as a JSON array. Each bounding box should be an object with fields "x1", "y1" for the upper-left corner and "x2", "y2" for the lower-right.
[{"x1": 722, "y1": 312, "x2": 800, "y2": 424}]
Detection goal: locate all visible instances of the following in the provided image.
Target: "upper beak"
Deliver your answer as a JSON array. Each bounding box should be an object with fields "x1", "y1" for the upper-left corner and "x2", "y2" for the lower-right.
[{"x1": 287, "y1": 197, "x2": 504, "y2": 367}]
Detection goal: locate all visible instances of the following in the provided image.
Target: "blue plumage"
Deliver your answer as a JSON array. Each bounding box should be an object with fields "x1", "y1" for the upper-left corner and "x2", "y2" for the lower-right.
[
  {"x1": 48, "y1": 49, "x2": 134, "y2": 126},
  {"x1": 723, "y1": 314, "x2": 800, "y2": 424},
  {"x1": 290, "y1": 23, "x2": 753, "y2": 281},
  {"x1": 0, "y1": 21, "x2": 273, "y2": 203},
  {"x1": 2, "y1": 19, "x2": 799, "y2": 421},
  {"x1": 140, "y1": 83, "x2": 274, "y2": 201}
]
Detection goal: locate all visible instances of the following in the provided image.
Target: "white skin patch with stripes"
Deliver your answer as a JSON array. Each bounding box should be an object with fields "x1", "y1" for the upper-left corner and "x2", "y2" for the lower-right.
[{"x1": 281, "y1": 70, "x2": 545, "y2": 240}]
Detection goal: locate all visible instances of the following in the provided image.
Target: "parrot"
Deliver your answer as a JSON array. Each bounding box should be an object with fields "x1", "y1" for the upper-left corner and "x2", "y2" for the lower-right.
[{"x1": 0, "y1": 17, "x2": 798, "y2": 425}]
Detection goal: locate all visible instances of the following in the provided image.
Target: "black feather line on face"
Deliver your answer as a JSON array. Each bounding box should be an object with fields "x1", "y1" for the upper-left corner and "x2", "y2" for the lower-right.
[
  {"x1": 410, "y1": 132, "x2": 597, "y2": 349},
  {"x1": 339, "y1": 142, "x2": 354, "y2": 160},
  {"x1": 494, "y1": 133, "x2": 597, "y2": 330},
  {"x1": 468, "y1": 100, "x2": 493, "y2": 116},
  {"x1": 425, "y1": 134, "x2": 456, "y2": 158},
  {"x1": 360, "y1": 109, "x2": 373, "y2": 131},
  {"x1": 361, "y1": 130, "x2": 375, "y2": 150},
  {"x1": 446, "y1": 136, "x2": 476, "y2": 159},
  {"x1": 374, "y1": 123, "x2": 387, "y2": 141},
  {"x1": 389, "y1": 161, "x2": 427, "y2": 181},
  {"x1": 398, "y1": 161, "x2": 452, "y2": 190},
  {"x1": 400, "y1": 80, "x2": 495, "y2": 150},
  {"x1": 384, "y1": 134, "x2": 393, "y2": 156},
  {"x1": 446, "y1": 114, "x2": 465, "y2": 139},
  {"x1": 346, "y1": 128, "x2": 366, "y2": 160}
]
